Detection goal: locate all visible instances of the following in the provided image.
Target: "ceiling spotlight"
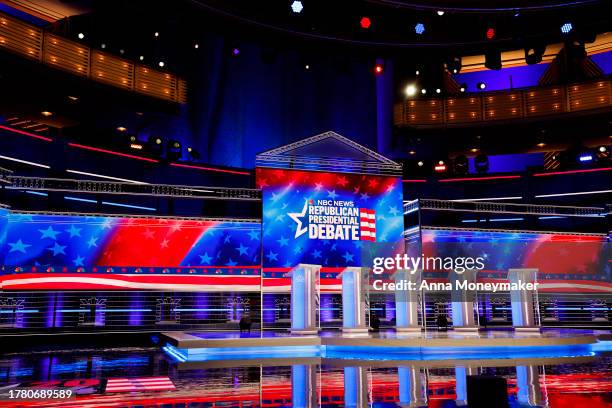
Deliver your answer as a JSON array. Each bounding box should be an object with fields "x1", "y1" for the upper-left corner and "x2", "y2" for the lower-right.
[
  {"x1": 415, "y1": 70, "x2": 420, "y2": 76},
  {"x1": 435, "y1": 88, "x2": 441, "y2": 94},
  {"x1": 291, "y1": 1, "x2": 303, "y2": 13},
  {"x1": 405, "y1": 84, "x2": 417, "y2": 97},
  {"x1": 101, "y1": 43, "x2": 106, "y2": 49},
  {"x1": 409, "y1": 150, "x2": 416, "y2": 155},
  {"x1": 158, "y1": 61, "x2": 165, "y2": 67},
  {"x1": 77, "y1": 33, "x2": 85, "y2": 40},
  {"x1": 154, "y1": 32, "x2": 159, "y2": 37},
  {"x1": 119, "y1": 49, "x2": 125, "y2": 55},
  {"x1": 460, "y1": 86, "x2": 466, "y2": 92},
  {"x1": 597, "y1": 146, "x2": 610, "y2": 160},
  {"x1": 374, "y1": 63, "x2": 384, "y2": 74},
  {"x1": 477, "y1": 82, "x2": 486, "y2": 90},
  {"x1": 421, "y1": 89, "x2": 427, "y2": 94},
  {"x1": 232, "y1": 47, "x2": 240, "y2": 56},
  {"x1": 437, "y1": 10, "x2": 445, "y2": 16},
  {"x1": 599, "y1": 146, "x2": 608, "y2": 152},
  {"x1": 305, "y1": 64, "x2": 310, "y2": 70},
  {"x1": 139, "y1": 55, "x2": 144, "y2": 61},
  {"x1": 537, "y1": 142, "x2": 546, "y2": 147},
  {"x1": 470, "y1": 148, "x2": 479, "y2": 153},
  {"x1": 116, "y1": 126, "x2": 127, "y2": 132},
  {"x1": 67, "y1": 95, "x2": 78, "y2": 101},
  {"x1": 41, "y1": 111, "x2": 53, "y2": 117},
  {"x1": 561, "y1": 23, "x2": 573, "y2": 34},
  {"x1": 486, "y1": 27, "x2": 495, "y2": 40},
  {"x1": 415, "y1": 23, "x2": 425, "y2": 35},
  {"x1": 417, "y1": 161, "x2": 424, "y2": 167},
  {"x1": 360, "y1": 17, "x2": 372, "y2": 29}
]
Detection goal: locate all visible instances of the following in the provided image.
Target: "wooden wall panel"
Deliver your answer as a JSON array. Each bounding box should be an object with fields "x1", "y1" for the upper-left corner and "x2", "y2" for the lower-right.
[
  {"x1": 43, "y1": 34, "x2": 89, "y2": 77},
  {"x1": 0, "y1": 14, "x2": 42, "y2": 61},
  {"x1": 91, "y1": 51, "x2": 134, "y2": 90}
]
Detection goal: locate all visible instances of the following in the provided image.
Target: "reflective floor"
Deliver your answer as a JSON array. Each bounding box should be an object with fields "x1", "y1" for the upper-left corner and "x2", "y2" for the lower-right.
[{"x1": 0, "y1": 344, "x2": 610, "y2": 407}]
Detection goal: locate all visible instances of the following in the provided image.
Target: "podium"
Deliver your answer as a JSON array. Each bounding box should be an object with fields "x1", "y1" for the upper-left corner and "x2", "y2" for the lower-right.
[
  {"x1": 508, "y1": 268, "x2": 540, "y2": 332},
  {"x1": 448, "y1": 269, "x2": 479, "y2": 333},
  {"x1": 394, "y1": 269, "x2": 422, "y2": 333},
  {"x1": 339, "y1": 267, "x2": 369, "y2": 334},
  {"x1": 285, "y1": 264, "x2": 321, "y2": 335}
]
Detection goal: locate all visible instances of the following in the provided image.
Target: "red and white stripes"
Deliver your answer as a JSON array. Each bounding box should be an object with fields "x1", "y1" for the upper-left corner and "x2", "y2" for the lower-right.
[
  {"x1": 359, "y1": 208, "x2": 376, "y2": 241},
  {"x1": 105, "y1": 376, "x2": 175, "y2": 393}
]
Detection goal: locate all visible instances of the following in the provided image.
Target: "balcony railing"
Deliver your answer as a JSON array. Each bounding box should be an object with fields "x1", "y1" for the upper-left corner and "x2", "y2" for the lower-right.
[
  {"x1": 394, "y1": 78, "x2": 611, "y2": 127},
  {"x1": 0, "y1": 12, "x2": 187, "y2": 104}
]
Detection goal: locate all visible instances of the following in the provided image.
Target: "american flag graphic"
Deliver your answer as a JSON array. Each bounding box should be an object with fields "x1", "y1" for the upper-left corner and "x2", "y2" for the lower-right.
[
  {"x1": 359, "y1": 208, "x2": 376, "y2": 241},
  {"x1": 104, "y1": 376, "x2": 175, "y2": 393}
]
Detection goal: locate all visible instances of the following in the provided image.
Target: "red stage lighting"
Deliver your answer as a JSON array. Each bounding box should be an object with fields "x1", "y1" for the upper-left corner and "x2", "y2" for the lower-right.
[
  {"x1": 374, "y1": 64, "x2": 384, "y2": 74},
  {"x1": 486, "y1": 28, "x2": 495, "y2": 39},
  {"x1": 360, "y1": 17, "x2": 371, "y2": 29}
]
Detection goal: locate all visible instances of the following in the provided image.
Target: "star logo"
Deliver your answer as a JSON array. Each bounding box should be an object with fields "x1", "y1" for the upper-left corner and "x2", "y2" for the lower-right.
[{"x1": 288, "y1": 200, "x2": 308, "y2": 238}]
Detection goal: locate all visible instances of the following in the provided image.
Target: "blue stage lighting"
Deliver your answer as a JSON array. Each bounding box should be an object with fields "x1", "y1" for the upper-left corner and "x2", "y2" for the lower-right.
[
  {"x1": 561, "y1": 23, "x2": 573, "y2": 34},
  {"x1": 415, "y1": 23, "x2": 425, "y2": 35},
  {"x1": 579, "y1": 154, "x2": 593, "y2": 162},
  {"x1": 291, "y1": 1, "x2": 303, "y2": 13}
]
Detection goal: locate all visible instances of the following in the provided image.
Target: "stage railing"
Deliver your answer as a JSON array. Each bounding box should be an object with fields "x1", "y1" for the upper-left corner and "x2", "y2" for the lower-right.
[
  {"x1": 0, "y1": 12, "x2": 187, "y2": 103},
  {"x1": 394, "y1": 78, "x2": 611, "y2": 127}
]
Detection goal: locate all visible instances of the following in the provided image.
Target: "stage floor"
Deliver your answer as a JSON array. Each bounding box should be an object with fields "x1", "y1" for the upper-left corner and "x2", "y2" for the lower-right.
[{"x1": 161, "y1": 329, "x2": 608, "y2": 363}]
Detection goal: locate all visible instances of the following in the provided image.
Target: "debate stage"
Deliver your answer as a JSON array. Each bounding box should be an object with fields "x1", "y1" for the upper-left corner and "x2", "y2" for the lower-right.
[{"x1": 161, "y1": 329, "x2": 607, "y2": 364}]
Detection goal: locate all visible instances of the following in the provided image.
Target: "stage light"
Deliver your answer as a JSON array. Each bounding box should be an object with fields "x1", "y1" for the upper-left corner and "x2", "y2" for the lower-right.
[
  {"x1": 415, "y1": 23, "x2": 425, "y2": 35},
  {"x1": 147, "y1": 136, "x2": 163, "y2": 157},
  {"x1": 116, "y1": 126, "x2": 127, "y2": 132},
  {"x1": 130, "y1": 143, "x2": 143, "y2": 150},
  {"x1": 374, "y1": 64, "x2": 383, "y2": 74},
  {"x1": 421, "y1": 89, "x2": 427, "y2": 94},
  {"x1": 291, "y1": 1, "x2": 303, "y2": 13},
  {"x1": 232, "y1": 47, "x2": 240, "y2": 56},
  {"x1": 477, "y1": 82, "x2": 486, "y2": 90},
  {"x1": 485, "y1": 49, "x2": 502, "y2": 70},
  {"x1": 460, "y1": 86, "x2": 466, "y2": 92},
  {"x1": 474, "y1": 154, "x2": 489, "y2": 173},
  {"x1": 561, "y1": 23, "x2": 573, "y2": 34},
  {"x1": 101, "y1": 43, "x2": 106, "y2": 49},
  {"x1": 139, "y1": 55, "x2": 144, "y2": 61},
  {"x1": 486, "y1": 28, "x2": 495, "y2": 40},
  {"x1": 77, "y1": 33, "x2": 85, "y2": 40},
  {"x1": 188, "y1": 147, "x2": 201, "y2": 161},
  {"x1": 360, "y1": 17, "x2": 371, "y2": 29},
  {"x1": 417, "y1": 161, "x2": 424, "y2": 167},
  {"x1": 525, "y1": 45, "x2": 545, "y2": 65},
  {"x1": 434, "y1": 163, "x2": 447, "y2": 172},
  {"x1": 579, "y1": 154, "x2": 593, "y2": 162},
  {"x1": 597, "y1": 146, "x2": 610, "y2": 160},
  {"x1": 167, "y1": 139, "x2": 182, "y2": 161},
  {"x1": 158, "y1": 61, "x2": 165, "y2": 68},
  {"x1": 453, "y1": 155, "x2": 469, "y2": 175},
  {"x1": 470, "y1": 148, "x2": 479, "y2": 153},
  {"x1": 537, "y1": 142, "x2": 546, "y2": 147},
  {"x1": 154, "y1": 31, "x2": 160, "y2": 37},
  {"x1": 436, "y1": 88, "x2": 441, "y2": 94},
  {"x1": 447, "y1": 56, "x2": 461, "y2": 74},
  {"x1": 415, "y1": 70, "x2": 420, "y2": 75},
  {"x1": 41, "y1": 111, "x2": 53, "y2": 117},
  {"x1": 409, "y1": 150, "x2": 416, "y2": 155},
  {"x1": 405, "y1": 84, "x2": 417, "y2": 97},
  {"x1": 194, "y1": 43, "x2": 199, "y2": 49},
  {"x1": 437, "y1": 10, "x2": 445, "y2": 16}
]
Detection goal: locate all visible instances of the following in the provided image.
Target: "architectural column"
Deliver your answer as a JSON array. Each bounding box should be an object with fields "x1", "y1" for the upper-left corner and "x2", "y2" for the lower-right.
[
  {"x1": 394, "y1": 269, "x2": 422, "y2": 333},
  {"x1": 455, "y1": 366, "x2": 478, "y2": 407},
  {"x1": 448, "y1": 269, "x2": 479, "y2": 333},
  {"x1": 286, "y1": 264, "x2": 321, "y2": 335},
  {"x1": 508, "y1": 268, "x2": 540, "y2": 332},
  {"x1": 291, "y1": 364, "x2": 318, "y2": 408},
  {"x1": 516, "y1": 365, "x2": 548, "y2": 407},
  {"x1": 339, "y1": 267, "x2": 369, "y2": 334},
  {"x1": 398, "y1": 365, "x2": 427, "y2": 407},
  {"x1": 343, "y1": 366, "x2": 369, "y2": 407}
]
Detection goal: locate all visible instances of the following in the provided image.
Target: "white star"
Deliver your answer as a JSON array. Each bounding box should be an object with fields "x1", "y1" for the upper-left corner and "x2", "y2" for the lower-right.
[
  {"x1": 288, "y1": 200, "x2": 308, "y2": 238},
  {"x1": 8, "y1": 239, "x2": 30, "y2": 253},
  {"x1": 73, "y1": 255, "x2": 85, "y2": 267},
  {"x1": 327, "y1": 190, "x2": 338, "y2": 199},
  {"x1": 39, "y1": 226, "x2": 60, "y2": 240},
  {"x1": 48, "y1": 242, "x2": 67, "y2": 256},
  {"x1": 66, "y1": 225, "x2": 82, "y2": 238}
]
